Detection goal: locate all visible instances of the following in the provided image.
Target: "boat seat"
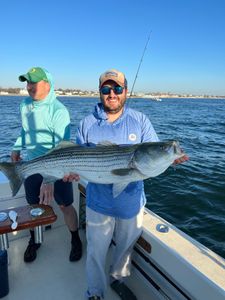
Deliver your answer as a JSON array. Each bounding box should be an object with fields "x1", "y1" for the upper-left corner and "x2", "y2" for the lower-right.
[{"x1": 0, "y1": 204, "x2": 57, "y2": 250}]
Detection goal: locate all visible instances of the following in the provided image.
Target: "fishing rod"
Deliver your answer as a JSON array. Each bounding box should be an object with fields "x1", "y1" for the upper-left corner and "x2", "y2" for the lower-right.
[{"x1": 129, "y1": 31, "x2": 152, "y2": 98}]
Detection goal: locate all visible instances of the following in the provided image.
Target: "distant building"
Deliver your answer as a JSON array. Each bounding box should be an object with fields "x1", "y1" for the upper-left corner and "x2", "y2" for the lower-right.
[
  {"x1": 55, "y1": 90, "x2": 64, "y2": 95},
  {"x1": 19, "y1": 89, "x2": 28, "y2": 95}
]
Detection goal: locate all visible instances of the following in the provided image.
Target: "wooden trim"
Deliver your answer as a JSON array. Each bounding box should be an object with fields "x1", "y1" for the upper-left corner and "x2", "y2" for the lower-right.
[{"x1": 0, "y1": 204, "x2": 57, "y2": 234}]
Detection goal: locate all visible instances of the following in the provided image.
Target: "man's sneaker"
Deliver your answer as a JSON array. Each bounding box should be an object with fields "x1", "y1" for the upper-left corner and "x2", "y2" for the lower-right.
[
  {"x1": 69, "y1": 239, "x2": 82, "y2": 261},
  {"x1": 110, "y1": 280, "x2": 137, "y2": 300},
  {"x1": 24, "y1": 238, "x2": 41, "y2": 262},
  {"x1": 88, "y1": 296, "x2": 101, "y2": 300}
]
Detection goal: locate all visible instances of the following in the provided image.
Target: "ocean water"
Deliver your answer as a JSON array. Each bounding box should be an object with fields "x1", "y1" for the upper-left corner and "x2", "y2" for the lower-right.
[{"x1": 0, "y1": 95, "x2": 225, "y2": 258}]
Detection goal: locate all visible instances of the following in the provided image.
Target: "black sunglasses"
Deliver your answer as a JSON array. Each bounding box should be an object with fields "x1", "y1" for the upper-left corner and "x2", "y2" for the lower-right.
[
  {"x1": 100, "y1": 86, "x2": 124, "y2": 95},
  {"x1": 27, "y1": 81, "x2": 38, "y2": 84}
]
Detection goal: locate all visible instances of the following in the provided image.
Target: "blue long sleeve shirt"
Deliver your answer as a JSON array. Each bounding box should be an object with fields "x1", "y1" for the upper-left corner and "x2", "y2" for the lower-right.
[{"x1": 76, "y1": 103, "x2": 159, "y2": 219}]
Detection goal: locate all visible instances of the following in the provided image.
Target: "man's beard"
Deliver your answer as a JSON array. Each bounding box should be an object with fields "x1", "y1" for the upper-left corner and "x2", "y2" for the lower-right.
[
  {"x1": 104, "y1": 104, "x2": 124, "y2": 114},
  {"x1": 102, "y1": 97, "x2": 126, "y2": 114}
]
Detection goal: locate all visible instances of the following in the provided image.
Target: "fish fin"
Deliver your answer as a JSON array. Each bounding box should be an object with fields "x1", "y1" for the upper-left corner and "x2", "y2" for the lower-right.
[
  {"x1": 112, "y1": 182, "x2": 129, "y2": 198},
  {"x1": 0, "y1": 162, "x2": 23, "y2": 196},
  {"x1": 97, "y1": 141, "x2": 117, "y2": 146},
  {"x1": 112, "y1": 168, "x2": 146, "y2": 180},
  {"x1": 111, "y1": 168, "x2": 133, "y2": 176},
  {"x1": 55, "y1": 140, "x2": 76, "y2": 149},
  {"x1": 45, "y1": 141, "x2": 78, "y2": 155}
]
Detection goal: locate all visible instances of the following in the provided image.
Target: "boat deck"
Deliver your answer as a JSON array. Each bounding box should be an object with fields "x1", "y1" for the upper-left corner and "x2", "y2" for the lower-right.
[
  {"x1": 4, "y1": 225, "x2": 155, "y2": 300},
  {"x1": 1, "y1": 181, "x2": 225, "y2": 300}
]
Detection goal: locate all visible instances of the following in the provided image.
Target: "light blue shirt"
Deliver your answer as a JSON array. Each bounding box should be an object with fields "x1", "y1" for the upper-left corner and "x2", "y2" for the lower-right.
[
  {"x1": 13, "y1": 70, "x2": 70, "y2": 160},
  {"x1": 76, "y1": 103, "x2": 159, "y2": 219}
]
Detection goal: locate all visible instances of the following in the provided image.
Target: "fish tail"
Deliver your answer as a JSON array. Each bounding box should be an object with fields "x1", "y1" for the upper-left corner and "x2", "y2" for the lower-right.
[{"x1": 0, "y1": 162, "x2": 23, "y2": 196}]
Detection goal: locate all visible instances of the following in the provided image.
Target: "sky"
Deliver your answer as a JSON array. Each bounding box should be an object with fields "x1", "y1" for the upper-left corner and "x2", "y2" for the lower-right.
[{"x1": 1, "y1": 0, "x2": 225, "y2": 96}]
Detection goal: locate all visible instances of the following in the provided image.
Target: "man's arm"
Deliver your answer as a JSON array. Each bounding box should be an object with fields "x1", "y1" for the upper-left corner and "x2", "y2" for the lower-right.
[
  {"x1": 11, "y1": 128, "x2": 26, "y2": 161},
  {"x1": 141, "y1": 114, "x2": 159, "y2": 143},
  {"x1": 39, "y1": 182, "x2": 55, "y2": 205},
  {"x1": 76, "y1": 120, "x2": 86, "y2": 145},
  {"x1": 52, "y1": 108, "x2": 71, "y2": 143}
]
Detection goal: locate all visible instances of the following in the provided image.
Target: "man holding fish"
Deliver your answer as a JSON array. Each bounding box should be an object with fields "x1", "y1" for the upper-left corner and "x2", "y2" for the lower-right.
[
  {"x1": 0, "y1": 68, "x2": 188, "y2": 300},
  {"x1": 73, "y1": 69, "x2": 188, "y2": 300}
]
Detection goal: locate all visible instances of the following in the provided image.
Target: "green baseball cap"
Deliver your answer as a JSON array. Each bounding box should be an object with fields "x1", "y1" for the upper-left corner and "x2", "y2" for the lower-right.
[{"x1": 19, "y1": 67, "x2": 48, "y2": 83}]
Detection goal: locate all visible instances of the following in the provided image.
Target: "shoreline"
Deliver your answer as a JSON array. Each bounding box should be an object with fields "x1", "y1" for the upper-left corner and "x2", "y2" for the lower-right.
[{"x1": 0, "y1": 94, "x2": 225, "y2": 100}]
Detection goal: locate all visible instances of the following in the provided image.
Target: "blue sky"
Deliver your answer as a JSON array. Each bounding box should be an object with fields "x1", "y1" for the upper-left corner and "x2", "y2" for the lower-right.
[{"x1": 1, "y1": 0, "x2": 225, "y2": 95}]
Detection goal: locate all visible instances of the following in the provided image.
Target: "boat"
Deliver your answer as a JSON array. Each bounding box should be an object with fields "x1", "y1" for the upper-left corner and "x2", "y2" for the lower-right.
[
  {"x1": 150, "y1": 97, "x2": 162, "y2": 102},
  {"x1": 142, "y1": 95, "x2": 162, "y2": 101},
  {"x1": 0, "y1": 175, "x2": 225, "y2": 300}
]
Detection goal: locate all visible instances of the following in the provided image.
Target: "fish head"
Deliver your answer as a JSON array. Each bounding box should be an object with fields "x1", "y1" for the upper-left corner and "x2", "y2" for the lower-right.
[{"x1": 133, "y1": 140, "x2": 185, "y2": 177}]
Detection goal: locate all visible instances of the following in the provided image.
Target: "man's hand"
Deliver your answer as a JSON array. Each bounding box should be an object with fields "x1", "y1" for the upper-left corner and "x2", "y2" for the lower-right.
[
  {"x1": 11, "y1": 151, "x2": 21, "y2": 162},
  {"x1": 63, "y1": 173, "x2": 80, "y2": 182},
  {"x1": 39, "y1": 183, "x2": 54, "y2": 205},
  {"x1": 173, "y1": 154, "x2": 189, "y2": 165}
]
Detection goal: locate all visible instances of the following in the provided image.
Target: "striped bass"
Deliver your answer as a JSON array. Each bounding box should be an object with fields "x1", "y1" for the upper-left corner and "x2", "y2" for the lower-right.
[{"x1": 0, "y1": 140, "x2": 185, "y2": 198}]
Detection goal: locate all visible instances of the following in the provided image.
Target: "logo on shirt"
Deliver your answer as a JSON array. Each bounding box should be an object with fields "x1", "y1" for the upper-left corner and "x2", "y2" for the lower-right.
[{"x1": 129, "y1": 133, "x2": 137, "y2": 142}]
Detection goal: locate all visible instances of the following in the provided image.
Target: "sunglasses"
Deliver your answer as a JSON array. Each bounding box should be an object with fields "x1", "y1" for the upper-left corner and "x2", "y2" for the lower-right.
[
  {"x1": 100, "y1": 86, "x2": 124, "y2": 95},
  {"x1": 27, "y1": 81, "x2": 37, "y2": 84}
]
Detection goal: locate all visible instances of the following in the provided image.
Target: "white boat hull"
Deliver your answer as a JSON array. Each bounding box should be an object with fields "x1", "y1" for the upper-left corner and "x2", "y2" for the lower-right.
[{"x1": 0, "y1": 179, "x2": 224, "y2": 300}]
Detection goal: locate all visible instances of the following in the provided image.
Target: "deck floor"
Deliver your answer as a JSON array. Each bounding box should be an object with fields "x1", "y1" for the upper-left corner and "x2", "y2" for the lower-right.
[{"x1": 3, "y1": 225, "x2": 154, "y2": 300}]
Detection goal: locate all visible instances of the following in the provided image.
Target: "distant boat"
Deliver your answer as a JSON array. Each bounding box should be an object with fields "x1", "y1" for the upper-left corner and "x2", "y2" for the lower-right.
[
  {"x1": 151, "y1": 97, "x2": 162, "y2": 102},
  {"x1": 143, "y1": 95, "x2": 162, "y2": 101}
]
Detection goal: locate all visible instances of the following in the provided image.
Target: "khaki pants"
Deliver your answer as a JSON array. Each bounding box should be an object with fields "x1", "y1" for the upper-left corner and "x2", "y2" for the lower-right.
[{"x1": 86, "y1": 207, "x2": 144, "y2": 298}]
